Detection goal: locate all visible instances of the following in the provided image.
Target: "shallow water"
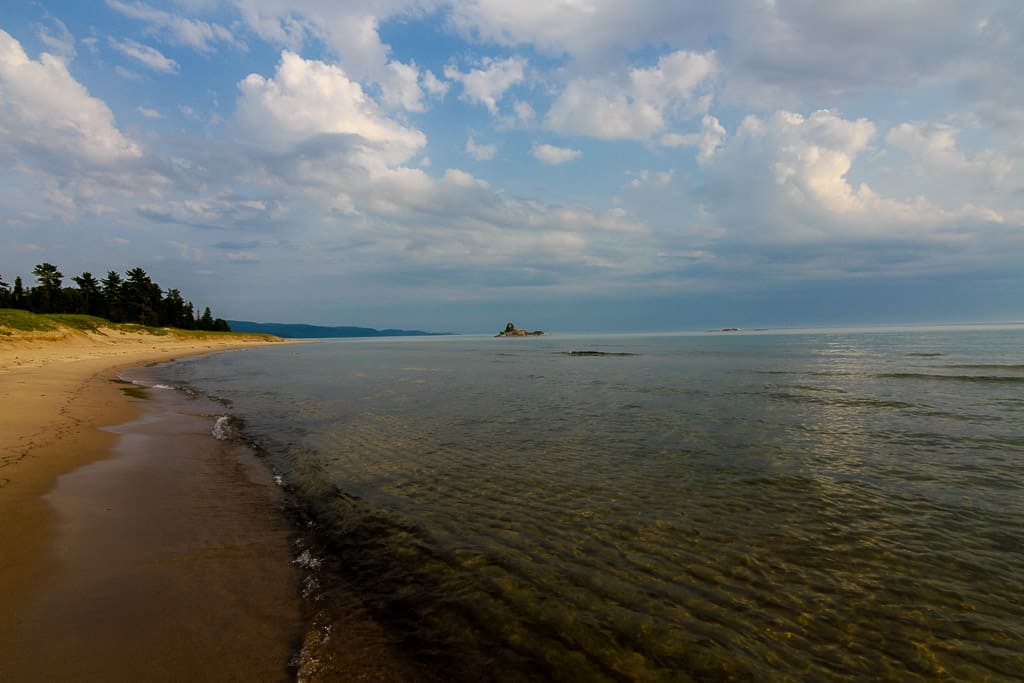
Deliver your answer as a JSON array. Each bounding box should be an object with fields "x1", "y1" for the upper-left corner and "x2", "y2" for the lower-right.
[{"x1": 158, "y1": 326, "x2": 1024, "y2": 681}]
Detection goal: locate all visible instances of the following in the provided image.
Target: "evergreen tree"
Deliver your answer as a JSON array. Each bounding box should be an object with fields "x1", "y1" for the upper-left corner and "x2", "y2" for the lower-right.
[
  {"x1": 31, "y1": 262, "x2": 63, "y2": 313},
  {"x1": 12, "y1": 277, "x2": 25, "y2": 309},
  {"x1": 101, "y1": 271, "x2": 125, "y2": 321},
  {"x1": 3, "y1": 262, "x2": 230, "y2": 331},
  {"x1": 123, "y1": 267, "x2": 162, "y2": 325},
  {"x1": 198, "y1": 306, "x2": 215, "y2": 331},
  {"x1": 72, "y1": 272, "x2": 102, "y2": 316},
  {"x1": 161, "y1": 289, "x2": 189, "y2": 328},
  {"x1": 181, "y1": 301, "x2": 196, "y2": 330}
]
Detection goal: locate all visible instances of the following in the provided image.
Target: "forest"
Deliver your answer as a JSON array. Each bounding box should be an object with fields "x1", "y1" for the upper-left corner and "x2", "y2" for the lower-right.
[{"x1": 0, "y1": 263, "x2": 230, "y2": 332}]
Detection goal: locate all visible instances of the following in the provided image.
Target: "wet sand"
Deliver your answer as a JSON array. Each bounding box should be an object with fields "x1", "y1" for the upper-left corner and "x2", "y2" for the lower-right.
[{"x1": 0, "y1": 330, "x2": 302, "y2": 681}]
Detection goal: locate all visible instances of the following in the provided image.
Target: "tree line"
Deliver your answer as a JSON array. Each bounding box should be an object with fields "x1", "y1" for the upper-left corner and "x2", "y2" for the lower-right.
[{"x1": 0, "y1": 263, "x2": 230, "y2": 332}]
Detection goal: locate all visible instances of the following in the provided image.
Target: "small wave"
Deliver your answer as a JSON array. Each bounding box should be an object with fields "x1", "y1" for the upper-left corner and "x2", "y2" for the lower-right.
[
  {"x1": 294, "y1": 549, "x2": 322, "y2": 570},
  {"x1": 906, "y1": 352, "x2": 946, "y2": 357},
  {"x1": 211, "y1": 415, "x2": 239, "y2": 441},
  {"x1": 767, "y1": 392, "x2": 915, "y2": 409},
  {"x1": 942, "y1": 364, "x2": 1024, "y2": 371},
  {"x1": 125, "y1": 378, "x2": 175, "y2": 390},
  {"x1": 878, "y1": 372, "x2": 1024, "y2": 384},
  {"x1": 562, "y1": 351, "x2": 638, "y2": 357}
]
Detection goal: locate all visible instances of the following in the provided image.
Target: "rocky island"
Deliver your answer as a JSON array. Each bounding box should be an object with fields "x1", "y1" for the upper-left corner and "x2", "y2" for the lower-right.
[{"x1": 496, "y1": 322, "x2": 545, "y2": 337}]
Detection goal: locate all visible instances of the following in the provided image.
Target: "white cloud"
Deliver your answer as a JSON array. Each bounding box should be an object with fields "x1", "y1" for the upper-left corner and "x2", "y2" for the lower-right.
[
  {"x1": 235, "y1": 50, "x2": 426, "y2": 167},
  {"x1": 143, "y1": 194, "x2": 284, "y2": 229},
  {"x1": 421, "y1": 69, "x2": 448, "y2": 98},
  {"x1": 689, "y1": 107, "x2": 1017, "y2": 270},
  {"x1": 109, "y1": 37, "x2": 179, "y2": 73},
  {"x1": 444, "y1": 56, "x2": 526, "y2": 115},
  {"x1": 629, "y1": 169, "x2": 674, "y2": 189},
  {"x1": 169, "y1": 240, "x2": 205, "y2": 262},
  {"x1": 0, "y1": 30, "x2": 141, "y2": 165},
  {"x1": 532, "y1": 143, "x2": 581, "y2": 165},
  {"x1": 379, "y1": 60, "x2": 426, "y2": 111},
  {"x1": 545, "y1": 50, "x2": 715, "y2": 140},
  {"x1": 225, "y1": 0, "x2": 439, "y2": 115},
  {"x1": 37, "y1": 18, "x2": 76, "y2": 58},
  {"x1": 106, "y1": 0, "x2": 241, "y2": 52},
  {"x1": 114, "y1": 65, "x2": 141, "y2": 80},
  {"x1": 448, "y1": 0, "x2": 723, "y2": 68},
  {"x1": 466, "y1": 135, "x2": 496, "y2": 161},
  {"x1": 660, "y1": 114, "x2": 726, "y2": 162},
  {"x1": 138, "y1": 106, "x2": 162, "y2": 119},
  {"x1": 886, "y1": 122, "x2": 1011, "y2": 181},
  {"x1": 721, "y1": 109, "x2": 879, "y2": 218},
  {"x1": 513, "y1": 101, "x2": 535, "y2": 124}
]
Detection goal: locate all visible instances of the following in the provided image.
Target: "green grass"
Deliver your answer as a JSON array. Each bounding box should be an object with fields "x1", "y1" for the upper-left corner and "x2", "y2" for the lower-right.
[{"x1": 0, "y1": 309, "x2": 278, "y2": 341}]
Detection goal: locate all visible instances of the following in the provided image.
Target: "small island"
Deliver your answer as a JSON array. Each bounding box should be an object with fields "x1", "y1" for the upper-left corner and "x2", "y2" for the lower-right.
[{"x1": 496, "y1": 322, "x2": 545, "y2": 337}]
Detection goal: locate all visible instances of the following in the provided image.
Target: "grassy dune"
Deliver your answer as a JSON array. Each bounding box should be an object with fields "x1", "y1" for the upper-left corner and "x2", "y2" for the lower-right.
[{"x1": 0, "y1": 309, "x2": 279, "y2": 341}]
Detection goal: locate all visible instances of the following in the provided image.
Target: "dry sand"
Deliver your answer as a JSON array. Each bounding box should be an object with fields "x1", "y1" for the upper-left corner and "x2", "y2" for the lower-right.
[{"x1": 0, "y1": 326, "x2": 304, "y2": 681}]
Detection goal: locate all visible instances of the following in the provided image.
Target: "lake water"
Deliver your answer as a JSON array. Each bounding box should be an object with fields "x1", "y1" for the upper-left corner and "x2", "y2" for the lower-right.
[{"x1": 155, "y1": 325, "x2": 1024, "y2": 681}]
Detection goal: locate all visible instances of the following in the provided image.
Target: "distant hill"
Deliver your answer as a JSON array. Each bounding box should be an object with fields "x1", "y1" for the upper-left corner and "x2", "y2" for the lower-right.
[{"x1": 226, "y1": 320, "x2": 446, "y2": 339}]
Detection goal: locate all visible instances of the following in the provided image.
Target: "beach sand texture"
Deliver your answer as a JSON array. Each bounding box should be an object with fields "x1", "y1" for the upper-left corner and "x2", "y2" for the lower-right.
[{"x1": 0, "y1": 324, "x2": 302, "y2": 681}]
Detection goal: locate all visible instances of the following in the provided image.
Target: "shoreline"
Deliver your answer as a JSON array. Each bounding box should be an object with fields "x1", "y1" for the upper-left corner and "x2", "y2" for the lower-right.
[{"x1": 0, "y1": 331, "x2": 303, "y2": 680}]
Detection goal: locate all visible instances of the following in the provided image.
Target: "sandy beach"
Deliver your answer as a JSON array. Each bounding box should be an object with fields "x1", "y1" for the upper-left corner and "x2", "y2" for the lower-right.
[{"x1": 0, "y1": 325, "x2": 303, "y2": 681}]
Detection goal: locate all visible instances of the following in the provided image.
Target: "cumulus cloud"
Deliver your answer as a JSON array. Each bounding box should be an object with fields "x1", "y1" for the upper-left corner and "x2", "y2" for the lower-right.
[
  {"x1": 0, "y1": 30, "x2": 141, "y2": 165},
  {"x1": 379, "y1": 60, "x2": 426, "y2": 111},
  {"x1": 660, "y1": 114, "x2": 726, "y2": 162},
  {"x1": 466, "y1": 135, "x2": 496, "y2": 161},
  {"x1": 886, "y1": 122, "x2": 1011, "y2": 181},
  {"x1": 235, "y1": 50, "x2": 426, "y2": 167},
  {"x1": 685, "y1": 107, "x2": 1017, "y2": 286},
  {"x1": 109, "y1": 37, "x2": 179, "y2": 73},
  {"x1": 699, "y1": 108, "x2": 887, "y2": 237},
  {"x1": 545, "y1": 50, "x2": 715, "y2": 140},
  {"x1": 225, "y1": 0, "x2": 435, "y2": 111},
  {"x1": 532, "y1": 143, "x2": 581, "y2": 165},
  {"x1": 444, "y1": 56, "x2": 526, "y2": 115},
  {"x1": 421, "y1": 69, "x2": 448, "y2": 98}
]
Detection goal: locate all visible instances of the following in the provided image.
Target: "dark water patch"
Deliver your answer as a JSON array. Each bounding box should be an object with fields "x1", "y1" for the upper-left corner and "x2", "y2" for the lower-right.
[
  {"x1": 878, "y1": 372, "x2": 1024, "y2": 384},
  {"x1": 943, "y1": 363, "x2": 1024, "y2": 370},
  {"x1": 561, "y1": 350, "x2": 638, "y2": 357},
  {"x1": 906, "y1": 352, "x2": 946, "y2": 357},
  {"x1": 764, "y1": 390, "x2": 915, "y2": 410}
]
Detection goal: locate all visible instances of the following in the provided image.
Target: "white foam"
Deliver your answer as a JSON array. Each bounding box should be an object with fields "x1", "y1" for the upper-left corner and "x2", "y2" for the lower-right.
[
  {"x1": 293, "y1": 549, "x2": 322, "y2": 570},
  {"x1": 273, "y1": 474, "x2": 284, "y2": 486},
  {"x1": 211, "y1": 415, "x2": 234, "y2": 441}
]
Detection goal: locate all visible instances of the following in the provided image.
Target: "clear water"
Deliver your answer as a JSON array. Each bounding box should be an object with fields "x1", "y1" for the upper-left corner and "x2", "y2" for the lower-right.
[{"x1": 157, "y1": 326, "x2": 1024, "y2": 681}]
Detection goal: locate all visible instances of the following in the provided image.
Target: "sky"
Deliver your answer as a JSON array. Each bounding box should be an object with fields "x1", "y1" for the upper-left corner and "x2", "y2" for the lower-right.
[{"x1": 1, "y1": 1, "x2": 1022, "y2": 333}]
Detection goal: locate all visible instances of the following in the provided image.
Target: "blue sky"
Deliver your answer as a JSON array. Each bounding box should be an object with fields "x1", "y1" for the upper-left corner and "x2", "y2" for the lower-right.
[{"x1": 1, "y1": 1, "x2": 1021, "y2": 332}]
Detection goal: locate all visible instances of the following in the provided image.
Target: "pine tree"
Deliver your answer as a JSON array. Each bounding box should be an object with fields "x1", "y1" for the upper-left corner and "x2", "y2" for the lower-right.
[
  {"x1": 72, "y1": 272, "x2": 102, "y2": 316},
  {"x1": 12, "y1": 277, "x2": 25, "y2": 309},
  {"x1": 101, "y1": 271, "x2": 124, "y2": 321},
  {"x1": 31, "y1": 263, "x2": 63, "y2": 313}
]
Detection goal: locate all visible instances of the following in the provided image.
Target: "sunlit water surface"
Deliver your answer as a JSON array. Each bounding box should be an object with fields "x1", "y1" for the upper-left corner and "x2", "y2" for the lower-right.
[{"x1": 158, "y1": 326, "x2": 1024, "y2": 681}]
